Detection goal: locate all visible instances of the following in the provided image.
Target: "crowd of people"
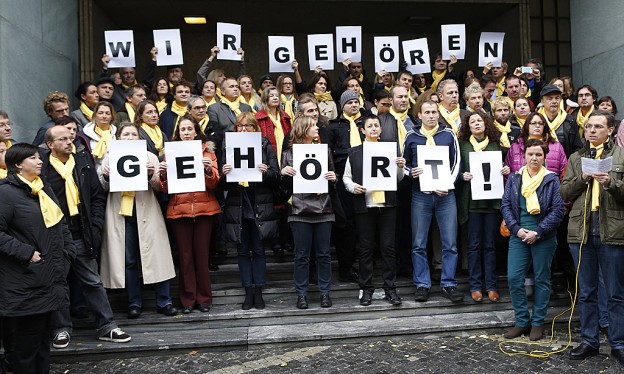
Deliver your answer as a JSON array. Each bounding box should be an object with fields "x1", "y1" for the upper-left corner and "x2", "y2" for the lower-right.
[{"x1": 1, "y1": 45, "x2": 624, "y2": 372}]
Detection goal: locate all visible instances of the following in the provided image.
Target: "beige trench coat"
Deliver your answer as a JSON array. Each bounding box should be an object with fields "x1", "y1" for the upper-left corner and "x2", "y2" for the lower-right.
[{"x1": 99, "y1": 152, "x2": 176, "y2": 288}]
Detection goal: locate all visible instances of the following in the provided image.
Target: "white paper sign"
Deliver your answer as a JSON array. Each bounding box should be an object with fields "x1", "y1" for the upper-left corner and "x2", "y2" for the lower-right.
[
  {"x1": 469, "y1": 151, "x2": 504, "y2": 200},
  {"x1": 153, "y1": 29, "x2": 184, "y2": 66},
  {"x1": 104, "y1": 30, "x2": 135, "y2": 68},
  {"x1": 336, "y1": 26, "x2": 362, "y2": 62},
  {"x1": 217, "y1": 22, "x2": 242, "y2": 61},
  {"x1": 308, "y1": 34, "x2": 335, "y2": 71},
  {"x1": 441, "y1": 24, "x2": 466, "y2": 60},
  {"x1": 582, "y1": 156, "x2": 613, "y2": 174},
  {"x1": 268, "y1": 36, "x2": 295, "y2": 73},
  {"x1": 417, "y1": 145, "x2": 455, "y2": 192},
  {"x1": 293, "y1": 144, "x2": 328, "y2": 194},
  {"x1": 402, "y1": 38, "x2": 431, "y2": 74},
  {"x1": 374, "y1": 36, "x2": 400, "y2": 73},
  {"x1": 225, "y1": 132, "x2": 263, "y2": 183},
  {"x1": 478, "y1": 32, "x2": 506, "y2": 67},
  {"x1": 164, "y1": 140, "x2": 205, "y2": 194},
  {"x1": 108, "y1": 139, "x2": 147, "y2": 192},
  {"x1": 363, "y1": 142, "x2": 398, "y2": 191}
]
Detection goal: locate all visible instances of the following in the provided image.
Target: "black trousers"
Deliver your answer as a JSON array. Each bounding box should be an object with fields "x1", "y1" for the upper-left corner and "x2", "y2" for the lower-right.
[
  {"x1": 356, "y1": 206, "x2": 397, "y2": 290},
  {"x1": 332, "y1": 179, "x2": 357, "y2": 273},
  {"x1": 4, "y1": 312, "x2": 51, "y2": 374}
]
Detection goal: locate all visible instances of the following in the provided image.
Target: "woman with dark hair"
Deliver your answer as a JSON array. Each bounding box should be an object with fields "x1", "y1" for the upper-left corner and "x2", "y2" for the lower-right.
[
  {"x1": 83, "y1": 101, "x2": 117, "y2": 173},
  {"x1": 598, "y1": 96, "x2": 624, "y2": 146},
  {"x1": 201, "y1": 79, "x2": 219, "y2": 108},
  {"x1": 458, "y1": 112, "x2": 510, "y2": 302},
  {"x1": 221, "y1": 112, "x2": 279, "y2": 310},
  {"x1": 134, "y1": 100, "x2": 168, "y2": 157},
  {"x1": 149, "y1": 78, "x2": 171, "y2": 113},
  {"x1": 501, "y1": 138, "x2": 564, "y2": 340},
  {"x1": 302, "y1": 72, "x2": 338, "y2": 120},
  {"x1": 510, "y1": 97, "x2": 531, "y2": 129},
  {"x1": 505, "y1": 112, "x2": 568, "y2": 177},
  {"x1": 280, "y1": 116, "x2": 337, "y2": 309},
  {"x1": 70, "y1": 82, "x2": 100, "y2": 128},
  {"x1": 99, "y1": 122, "x2": 178, "y2": 319},
  {"x1": 158, "y1": 115, "x2": 220, "y2": 314},
  {"x1": 276, "y1": 75, "x2": 298, "y2": 120},
  {"x1": 0, "y1": 143, "x2": 74, "y2": 373}
]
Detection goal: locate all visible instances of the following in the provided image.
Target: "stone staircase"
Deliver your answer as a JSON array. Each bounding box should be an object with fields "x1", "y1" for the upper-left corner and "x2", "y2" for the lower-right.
[{"x1": 50, "y1": 248, "x2": 576, "y2": 362}]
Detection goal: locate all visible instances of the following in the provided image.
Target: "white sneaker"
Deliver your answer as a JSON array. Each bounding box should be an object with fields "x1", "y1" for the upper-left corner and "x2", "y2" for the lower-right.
[
  {"x1": 52, "y1": 331, "x2": 70, "y2": 349},
  {"x1": 99, "y1": 328, "x2": 131, "y2": 343}
]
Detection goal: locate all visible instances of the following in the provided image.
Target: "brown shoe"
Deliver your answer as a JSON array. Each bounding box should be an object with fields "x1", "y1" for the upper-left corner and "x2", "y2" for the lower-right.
[
  {"x1": 504, "y1": 325, "x2": 530, "y2": 339},
  {"x1": 529, "y1": 326, "x2": 544, "y2": 341},
  {"x1": 471, "y1": 291, "x2": 483, "y2": 302},
  {"x1": 488, "y1": 290, "x2": 500, "y2": 302}
]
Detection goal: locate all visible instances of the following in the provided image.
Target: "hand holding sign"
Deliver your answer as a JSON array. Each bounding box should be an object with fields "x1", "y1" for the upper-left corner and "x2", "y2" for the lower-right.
[{"x1": 468, "y1": 151, "x2": 504, "y2": 200}]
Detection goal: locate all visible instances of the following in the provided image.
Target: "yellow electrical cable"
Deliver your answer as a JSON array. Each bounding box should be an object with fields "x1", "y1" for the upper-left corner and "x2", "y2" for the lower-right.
[{"x1": 498, "y1": 184, "x2": 591, "y2": 359}]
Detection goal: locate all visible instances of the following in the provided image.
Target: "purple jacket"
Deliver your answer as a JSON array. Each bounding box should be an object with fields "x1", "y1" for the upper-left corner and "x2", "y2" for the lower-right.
[{"x1": 505, "y1": 138, "x2": 568, "y2": 177}]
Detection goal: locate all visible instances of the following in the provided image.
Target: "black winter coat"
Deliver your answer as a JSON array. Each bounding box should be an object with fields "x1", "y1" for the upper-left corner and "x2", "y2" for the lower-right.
[
  {"x1": 222, "y1": 138, "x2": 280, "y2": 243},
  {"x1": 0, "y1": 174, "x2": 74, "y2": 317},
  {"x1": 40, "y1": 150, "x2": 106, "y2": 258}
]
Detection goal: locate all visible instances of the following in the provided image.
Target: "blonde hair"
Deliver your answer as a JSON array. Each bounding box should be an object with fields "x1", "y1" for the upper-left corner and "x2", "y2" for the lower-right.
[{"x1": 289, "y1": 116, "x2": 317, "y2": 146}]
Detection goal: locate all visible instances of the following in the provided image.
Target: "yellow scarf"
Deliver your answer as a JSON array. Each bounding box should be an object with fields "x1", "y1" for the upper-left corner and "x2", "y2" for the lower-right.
[
  {"x1": 516, "y1": 117, "x2": 526, "y2": 128},
  {"x1": 389, "y1": 107, "x2": 409, "y2": 152},
  {"x1": 141, "y1": 122, "x2": 164, "y2": 156},
  {"x1": 590, "y1": 143, "x2": 605, "y2": 211},
  {"x1": 494, "y1": 120, "x2": 512, "y2": 148},
  {"x1": 221, "y1": 96, "x2": 242, "y2": 116},
  {"x1": 155, "y1": 98, "x2": 167, "y2": 114},
  {"x1": 469, "y1": 135, "x2": 489, "y2": 152},
  {"x1": 431, "y1": 70, "x2": 446, "y2": 92},
  {"x1": 80, "y1": 102, "x2": 93, "y2": 121},
  {"x1": 171, "y1": 101, "x2": 187, "y2": 117},
  {"x1": 124, "y1": 102, "x2": 136, "y2": 123},
  {"x1": 119, "y1": 191, "x2": 135, "y2": 216},
  {"x1": 422, "y1": 124, "x2": 439, "y2": 146},
  {"x1": 314, "y1": 91, "x2": 333, "y2": 102},
  {"x1": 416, "y1": 86, "x2": 427, "y2": 95},
  {"x1": 92, "y1": 126, "x2": 112, "y2": 159},
  {"x1": 199, "y1": 116, "x2": 209, "y2": 133},
  {"x1": 3, "y1": 140, "x2": 11, "y2": 148},
  {"x1": 343, "y1": 112, "x2": 362, "y2": 147},
  {"x1": 240, "y1": 95, "x2": 257, "y2": 113},
  {"x1": 269, "y1": 112, "x2": 285, "y2": 166},
  {"x1": 495, "y1": 77, "x2": 505, "y2": 98},
  {"x1": 121, "y1": 80, "x2": 137, "y2": 90},
  {"x1": 438, "y1": 104, "x2": 460, "y2": 135},
  {"x1": 0, "y1": 168, "x2": 7, "y2": 178},
  {"x1": 538, "y1": 107, "x2": 566, "y2": 141},
  {"x1": 358, "y1": 95, "x2": 365, "y2": 109},
  {"x1": 71, "y1": 143, "x2": 76, "y2": 154},
  {"x1": 280, "y1": 94, "x2": 296, "y2": 120},
  {"x1": 384, "y1": 85, "x2": 392, "y2": 92},
  {"x1": 48, "y1": 154, "x2": 80, "y2": 216},
  {"x1": 521, "y1": 166, "x2": 546, "y2": 215},
  {"x1": 17, "y1": 175, "x2": 64, "y2": 228},
  {"x1": 577, "y1": 106, "x2": 594, "y2": 139},
  {"x1": 216, "y1": 87, "x2": 223, "y2": 99},
  {"x1": 525, "y1": 87, "x2": 532, "y2": 98},
  {"x1": 205, "y1": 97, "x2": 217, "y2": 108}
]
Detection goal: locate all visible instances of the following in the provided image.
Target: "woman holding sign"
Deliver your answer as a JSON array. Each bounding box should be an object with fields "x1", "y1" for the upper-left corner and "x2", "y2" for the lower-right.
[
  {"x1": 302, "y1": 72, "x2": 338, "y2": 120},
  {"x1": 501, "y1": 138, "x2": 564, "y2": 341},
  {"x1": 221, "y1": 113, "x2": 280, "y2": 310},
  {"x1": 280, "y1": 116, "x2": 337, "y2": 309},
  {"x1": 99, "y1": 122, "x2": 178, "y2": 319},
  {"x1": 458, "y1": 112, "x2": 510, "y2": 303},
  {"x1": 343, "y1": 115, "x2": 405, "y2": 306},
  {"x1": 159, "y1": 115, "x2": 220, "y2": 314}
]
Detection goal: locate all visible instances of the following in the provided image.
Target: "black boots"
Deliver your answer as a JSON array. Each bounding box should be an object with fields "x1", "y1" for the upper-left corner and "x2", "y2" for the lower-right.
[{"x1": 242, "y1": 286, "x2": 265, "y2": 310}]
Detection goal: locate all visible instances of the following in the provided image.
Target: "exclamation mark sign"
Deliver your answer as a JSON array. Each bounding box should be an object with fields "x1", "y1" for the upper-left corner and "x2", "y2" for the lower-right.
[{"x1": 482, "y1": 163, "x2": 492, "y2": 191}]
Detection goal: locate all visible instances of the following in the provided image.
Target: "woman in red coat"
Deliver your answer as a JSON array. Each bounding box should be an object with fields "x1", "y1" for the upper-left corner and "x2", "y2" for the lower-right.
[{"x1": 158, "y1": 114, "x2": 221, "y2": 314}]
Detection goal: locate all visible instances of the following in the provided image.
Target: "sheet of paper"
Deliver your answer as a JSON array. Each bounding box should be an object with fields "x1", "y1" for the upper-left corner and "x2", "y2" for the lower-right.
[{"x1": 582, "y1": 156, "x2": 613, "y2": 174}]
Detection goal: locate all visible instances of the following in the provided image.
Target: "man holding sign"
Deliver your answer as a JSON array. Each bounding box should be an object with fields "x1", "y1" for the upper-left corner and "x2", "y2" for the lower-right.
[
  {"x1": 403, "y1": 100, "x2": 462, "y2": 303},
  {"x1": 343, "y1": 115, "x2": 405, "y2": 306}
]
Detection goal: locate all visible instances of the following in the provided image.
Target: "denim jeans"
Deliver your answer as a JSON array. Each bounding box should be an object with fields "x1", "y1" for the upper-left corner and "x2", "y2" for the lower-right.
[
  {"x1": 237, "y1": 218, "x2": 266, "y2": 288},
  {"x1": 467, "y1": 212, "x2": 498, "y2": 292},
  {"x1": 410, "y1": 191, "x2": 458, "y2": 288},
  {"x1": 290, "y1": 221, "x2": 333, "y2": 295},
  {"x1": 125, "y1": 215, "x2": 172, "y2": 309},
  {"x1": 508, "y1": 235, "x2": 556, "y2": 327},
  {"x1": 569, "y1": 235, "x2": 624, "y2": 349},
  {"x1": 51, "y1": 239, "x2": 117, "y2": 336}
]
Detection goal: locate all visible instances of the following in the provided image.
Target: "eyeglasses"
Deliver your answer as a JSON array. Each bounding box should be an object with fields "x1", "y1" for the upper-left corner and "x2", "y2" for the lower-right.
[
  {"x1": 52, "y1": 137, "x2": 72, "y2": 143},
  {"x1": 192, "y1": 105, "x2": 207, "y2": 111},
  {"x1": 235, "y1": 123, "x2": 255, "y2": 130},
  {"x1": 529, "y1": 122, "x2": 544, "y2": 127}
]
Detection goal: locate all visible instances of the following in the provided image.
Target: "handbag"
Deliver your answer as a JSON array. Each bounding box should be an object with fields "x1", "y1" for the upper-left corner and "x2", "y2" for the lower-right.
[{"x1": 500, "y1": 219, "x2": 510, "y2": 237}]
